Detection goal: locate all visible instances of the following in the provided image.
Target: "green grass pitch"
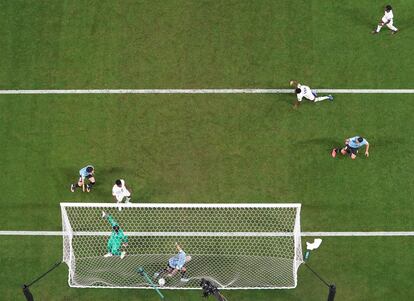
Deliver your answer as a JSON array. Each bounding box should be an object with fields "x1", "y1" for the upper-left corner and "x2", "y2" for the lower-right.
[{"x1": 1, "y1": 1, "x2": 414, "y2": 300}]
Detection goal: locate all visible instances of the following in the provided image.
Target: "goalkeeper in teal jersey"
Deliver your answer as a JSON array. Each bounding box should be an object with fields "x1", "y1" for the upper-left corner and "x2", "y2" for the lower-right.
[{"x1": 102, "y1": 211, "x2": 128, "y2": 259}]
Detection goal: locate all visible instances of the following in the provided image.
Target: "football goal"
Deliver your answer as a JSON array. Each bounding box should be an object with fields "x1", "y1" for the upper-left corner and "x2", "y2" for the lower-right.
[{"x1": 61, "y1": 203, "x2": 303, "y2": 289}]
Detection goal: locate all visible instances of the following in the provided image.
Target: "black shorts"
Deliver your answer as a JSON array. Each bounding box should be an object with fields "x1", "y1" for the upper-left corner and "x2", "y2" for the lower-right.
[
  {"x1": 345, "y1": 145, "x2": 358, "y2": 155},
  {"x1": 167, "y1": 264, "x2": 175, "y2": 270},
  {"x1": 78, "y1": 175, "x2": 93, "y2": 181}
]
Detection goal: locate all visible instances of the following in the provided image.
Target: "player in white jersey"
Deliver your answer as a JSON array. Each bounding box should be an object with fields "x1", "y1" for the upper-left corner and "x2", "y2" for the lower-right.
[
  {"x1": 112, "y1": 179, "x2": 132, "y2": 210},
  {"x1": 372, "y1": 5, "x2": 398, "y2": 34},
  {"x1": 290, "y1": 81, "x2": 333, "y2": 108}
]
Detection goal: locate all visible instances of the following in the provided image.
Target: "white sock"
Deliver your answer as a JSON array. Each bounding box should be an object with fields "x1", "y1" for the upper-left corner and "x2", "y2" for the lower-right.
[
  {"x1": 314, "y1": 96, "x2": 329, "y2": 102},
  {"x1": 376, "y1": 25, "x2": 382, "y2": 32},
  {"x1": 388, "y1": 24, "x2": 398, "y2": 31}
]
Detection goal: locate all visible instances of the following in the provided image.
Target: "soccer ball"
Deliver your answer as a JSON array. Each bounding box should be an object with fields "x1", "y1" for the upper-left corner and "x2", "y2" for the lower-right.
[{"x1": 158, "y1": 278, "x2": 166, "y2": 286}]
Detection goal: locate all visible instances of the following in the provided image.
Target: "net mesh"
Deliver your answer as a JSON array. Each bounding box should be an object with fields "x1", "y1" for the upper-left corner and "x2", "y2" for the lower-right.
[{"x1": 61, "y1": 203, "x2": 303, "y2": 289}]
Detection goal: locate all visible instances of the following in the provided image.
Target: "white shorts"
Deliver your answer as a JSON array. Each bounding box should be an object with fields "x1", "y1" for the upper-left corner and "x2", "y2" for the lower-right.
[
  {"x1": 114, "y1": 190, "x2": 131, "y2": 202},
  {"x1": 381, "y1": 18, "x2": 393, "y2": 26}
]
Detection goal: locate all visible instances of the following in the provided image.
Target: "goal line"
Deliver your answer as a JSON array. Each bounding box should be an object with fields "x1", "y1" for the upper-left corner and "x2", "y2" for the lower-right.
[
  {"x1": 0, "y1": 89, "x2": 414, "y2": 94},
  {"x1": 1, "y1": 230, "x2": 413, "y2": 236}
]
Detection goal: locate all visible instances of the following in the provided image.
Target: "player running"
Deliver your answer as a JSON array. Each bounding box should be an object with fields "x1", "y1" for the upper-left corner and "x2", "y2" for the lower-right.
[
  {"x1": 102, "y1": 211, "x2": 128, "y2": 259},
  {"x1": 112, "y1": 179, "x2": 132, "y2": 205},
  {"x1": 70, "y1": 165, "x2": 95, "y2": 192},
  {"x1": 331, "y1": 136, "x2": 370, "y2": 160},
  {"x1": 290, "y1": 81, "x2": 333, "y2": 108},
  {"x1": 154, "y1": 243, "x2": 192, "y2": 282},
  {"x1": 372, "y1": 5, "x2": 398, "y2": 35}
]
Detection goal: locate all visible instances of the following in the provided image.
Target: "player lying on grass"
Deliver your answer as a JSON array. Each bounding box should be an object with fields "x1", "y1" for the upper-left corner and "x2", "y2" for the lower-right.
[
  {"x1": 331, "y1": 136, "x2": 370, "y2": 160},
  {"x1": 372, "y1": 5, "x2": 398, "y2": 35},
  {"x1": 154, "y1": 243, "x2": 192, "y2": 282},
  {"x1": 112, "y1": 179, "x2": 132, "y2": 208},
  {"x1": 70, "y1": 165, "x2": 95, "y2": 192},
  {"x1": 102, "y1": 211, "x2": 128, "y2": 259},
  {"x1": 290, "y1": 81, "x2": 333, "y2": 108}
]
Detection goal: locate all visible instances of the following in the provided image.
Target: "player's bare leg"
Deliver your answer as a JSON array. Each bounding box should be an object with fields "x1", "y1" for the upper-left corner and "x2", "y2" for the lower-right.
[
  {"x1": 71, "y1": 178, "x2": 84, "y2": 192},
  {"x1": 154, "y1": 266, "x2": 173, "y2": 279},
  {"x1": 386, "y1": 23, "x2": 398, "y2": 34},
  {"x1": 86, "y1": 177, "x2": 96, "y2": 192}
]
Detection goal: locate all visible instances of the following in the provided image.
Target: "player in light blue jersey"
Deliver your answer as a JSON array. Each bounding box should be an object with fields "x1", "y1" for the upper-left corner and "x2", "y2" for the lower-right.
[
  {"x1": 154, "y1": 243, "x2": 192, "y2": 282},
  {"x1": 332, "y1": 136, "x2": 370, "y2": 159},
  {"x1": 70, "y1": 165, "x2": 96, "y2": 192}
]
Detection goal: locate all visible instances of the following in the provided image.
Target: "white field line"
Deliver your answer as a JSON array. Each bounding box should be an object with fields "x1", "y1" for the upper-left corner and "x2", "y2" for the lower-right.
[
  {"x1": 0, "y1": 89, "x2": 414, "y2": 94},
  {"x1": 0, "y1": 231, "x2": 413, "y2": 237}
]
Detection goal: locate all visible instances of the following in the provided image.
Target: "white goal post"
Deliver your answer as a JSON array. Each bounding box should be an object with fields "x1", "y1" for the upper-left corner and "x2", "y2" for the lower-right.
[{"x1": 61, "y1": 203, "x2": 303, "y2": 289}]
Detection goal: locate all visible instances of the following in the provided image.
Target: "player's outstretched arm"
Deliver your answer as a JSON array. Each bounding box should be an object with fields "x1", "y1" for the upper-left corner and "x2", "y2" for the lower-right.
[
  {"x1": 112, "y1": 194, "x2": 118, "y2": 203},
  {"x1": 175, "y1": 242, "x2": 182, "y2": 252},
  {"x1": 365, "y1": 143, "x2": 370, "y2": 157},
  {"x1": 102, "y1": 212, "x2": 119, "y2": 227}
]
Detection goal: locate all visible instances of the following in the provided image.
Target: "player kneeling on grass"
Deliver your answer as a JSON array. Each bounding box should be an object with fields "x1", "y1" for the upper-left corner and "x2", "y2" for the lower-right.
[
  {"x1": 102, "y1": 211, "x2": 128, "y2": 259},
  {"x1": 331, "y1": 136, "x2": 370, "y2": 160},
  {"x1": 372, "y1": 5, "x2": 398, "y2": 35},
  {"x1": 290, "y1": 81, "x2": 333, "y2": 108},
  {"x1": 112, "y1": 179, "x2": 132, "y2": 207},
  {"x1": 71, "y1": 165, "x2": 95, "y2": 192},
  {"x1": 154, "y1": 243, "x2": 191, "y2": 282}
]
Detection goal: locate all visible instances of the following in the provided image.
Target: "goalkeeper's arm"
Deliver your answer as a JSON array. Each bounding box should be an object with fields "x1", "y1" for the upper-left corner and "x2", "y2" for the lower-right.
[
  {"x1": 121, "y1": 231, "x2": 128, "y2": 245},
  {"x1": 104, "y1": 213, "x2": 119, "y2": 228}
]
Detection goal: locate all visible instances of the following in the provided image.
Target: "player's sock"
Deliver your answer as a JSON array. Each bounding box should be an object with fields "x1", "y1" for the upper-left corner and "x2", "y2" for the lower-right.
[
  {"x1": 376, "y1": 25, "x2": 382, "y2": 32},
  {"x1": 154, "y1": 268, "x2": 168, "y2": 279},
  {"x1": 314, "y1": 96, "x2": 329, "y2": 102},
  {"x1": 86, "y1": 182, "x2": 95, "y2": 192},
  {"x1": 180, "y1": 271, "x2": 189, "y2": 281}
]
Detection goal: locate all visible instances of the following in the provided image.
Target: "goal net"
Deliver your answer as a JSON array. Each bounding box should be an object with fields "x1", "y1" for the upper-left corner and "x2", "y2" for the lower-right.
[{"x1": 61, "y1": 203, "x2": 303, "y2": 289}]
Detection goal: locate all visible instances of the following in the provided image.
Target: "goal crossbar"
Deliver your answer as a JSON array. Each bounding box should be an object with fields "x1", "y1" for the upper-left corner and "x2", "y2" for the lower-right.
[{"x1": 61, "y1": 202, "x2": 301, "y2": 208}]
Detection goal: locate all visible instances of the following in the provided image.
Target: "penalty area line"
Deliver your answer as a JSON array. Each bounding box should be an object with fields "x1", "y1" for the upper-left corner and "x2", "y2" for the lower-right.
[
  {"x1": 0, "y1": 89, "x2": 414, "y2": 94},
  {"x1": 0, "y1": 231, "x2": 413, "y2": 236}
]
